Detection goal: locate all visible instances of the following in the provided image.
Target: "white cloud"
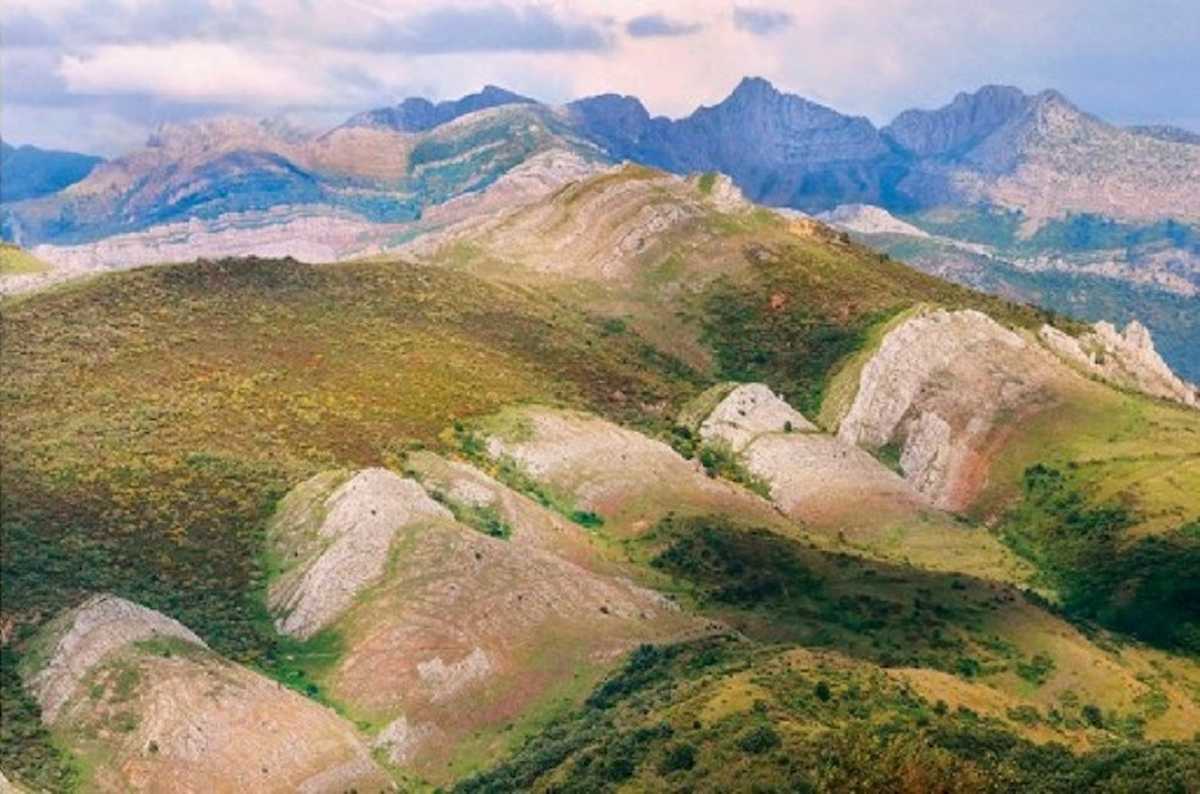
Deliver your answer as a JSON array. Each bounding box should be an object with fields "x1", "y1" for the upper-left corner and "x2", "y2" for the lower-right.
[{"x1": 58, "y1": 42, "x2": 327, "y2": 104}]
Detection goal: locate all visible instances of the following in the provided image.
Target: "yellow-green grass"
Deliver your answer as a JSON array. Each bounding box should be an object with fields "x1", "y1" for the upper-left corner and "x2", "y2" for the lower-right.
[
  {"x1": 456, "y1": 637, "x2": 1200, "y2": 793},
  {"x1": 0, "y1": 257, "x2": 705, "y2": 656},
  {"x1": 0, "y1": 256, "x2": 711, "y2": 787},
  {"x1": 615, "y1": 513, "x2": 1197, "y2": 738},
  {"x1": 973, "y1": 376, "x2": 1200, "y2": 537},
  {"x1": 0, "y1": 243, "x2": 50, "y2": 275}
]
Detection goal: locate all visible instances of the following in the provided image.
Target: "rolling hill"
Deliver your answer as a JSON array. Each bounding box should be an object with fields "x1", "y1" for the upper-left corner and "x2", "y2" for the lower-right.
[
  {"x1": 3, "y1": 78, "x2": 1195, "y2": 382},
  {"x1": 2, "y1": 163, "x2": 1197, "y2": 791}
]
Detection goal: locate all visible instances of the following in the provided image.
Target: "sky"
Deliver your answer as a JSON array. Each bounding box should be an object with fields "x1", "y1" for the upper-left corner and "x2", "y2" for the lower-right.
[{"x1": 2, "y1": 0, "x2": 1198, "y2": 156}]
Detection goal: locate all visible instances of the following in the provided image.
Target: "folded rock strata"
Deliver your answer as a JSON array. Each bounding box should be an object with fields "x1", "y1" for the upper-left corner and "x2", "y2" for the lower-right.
[
  {"x1": 266, "y1": 461, "x2": 700, "y2": 779},
  {"x1": 20, "y1": 595, "x2": 389, "y2": 794},
  {"x1": 837, "y1": 309, "x2": 1060, "y2": 510}
]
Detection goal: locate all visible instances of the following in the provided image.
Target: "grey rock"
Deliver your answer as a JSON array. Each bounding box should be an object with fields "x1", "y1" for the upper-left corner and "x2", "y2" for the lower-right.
[
  {"x1": 24, "y1": 594, "x2": 206, "y2": 723},
  {"x1": 1040, "y1": 322, "x2": 1198, "y2": 407},
  {"x1": 698, "y1": 383, "x2": 816, "y2": 452},
  {"x1": 343, "y1": 85, "x2": 535, "y2": 132},
  {"x1": 268, "y1": 468, "x2": 454, "y2": 639}
]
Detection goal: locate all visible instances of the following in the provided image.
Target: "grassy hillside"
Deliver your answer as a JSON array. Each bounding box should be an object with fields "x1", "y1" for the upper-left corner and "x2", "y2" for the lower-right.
[
  {"x1": 458, "y1": 637, "x2": 1200, "y2": 793},
  {"x1": 0, "y1": 257, "x2": 704, "y2": 786},
  {"x1": 3, "y1": 170, "x2": 1199, "y2": 790},
  {"x1": 0, "y1": 243, "x2": 50, "y2": 275}
]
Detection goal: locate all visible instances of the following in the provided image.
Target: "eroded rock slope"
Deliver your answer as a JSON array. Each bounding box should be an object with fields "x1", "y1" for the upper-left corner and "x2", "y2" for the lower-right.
[
  {"x1": 836, "y1": 309, "x2": 1065, "y2": 510},
  {"x1": 266, "y1": 463, "x2": 699, "y2": 780},
  {"x1": 20, "y1": 595, "x2": 389, "y2": 794},
  {"x1": 1040, "y1": 320, "x2": 1198, "y2": 407}
]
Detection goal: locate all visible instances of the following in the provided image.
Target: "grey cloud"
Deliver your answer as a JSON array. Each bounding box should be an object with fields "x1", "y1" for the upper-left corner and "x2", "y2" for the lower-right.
[
  {"x1": 1, "y1": 9, "x2": 61, "y2": 47},
  {"x1": 356, "y1": 3, "x2": 613, "y2": 54},
  {"x1": 732, "y1": 6, "x2": 793, "y2": 35},
  {"x1": 5, "y1": 1, "x2": 610, "y2": 53},
  {"x1": 626, "y1": 13, "x2": 702, "y2": 38},
  {"x1": 15, "y1": 0, "x2": 268, "y2": 47}
]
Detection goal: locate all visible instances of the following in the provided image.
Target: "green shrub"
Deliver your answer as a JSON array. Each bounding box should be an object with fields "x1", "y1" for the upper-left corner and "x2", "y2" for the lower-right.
[
  {"x1": 658, "y1": 742, "x2": 697, "y2": 773},
  {"x1": 1016, "y1": 653, "x2": 1056, "y2": 686},
  {"x1": 738, "y1": 725, "x2": 782, "y2": 754}
]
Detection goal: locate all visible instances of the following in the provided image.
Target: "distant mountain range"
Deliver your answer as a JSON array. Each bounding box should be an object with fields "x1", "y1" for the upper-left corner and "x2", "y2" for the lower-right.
[
  {"x1": 0, "y1": 140, "x2": 102, "y2": 203},
  {"x1": 2, "y1": 78, "x2": 1197, "y2": 377}
]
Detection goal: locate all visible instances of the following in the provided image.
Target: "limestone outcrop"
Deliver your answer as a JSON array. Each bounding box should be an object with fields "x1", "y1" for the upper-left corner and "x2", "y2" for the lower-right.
[
  {"x1": 25, "y1": 594, "x2": 206, "y2": 723},
  {"x1": 21, "y1": 595, "x2": 390, "y2": 794},
  {"x1": 268, "y1": 468, "x2": 453, "y2": 640},
  {"x1": 696, "y1": 382, "x2": 817, "y2": 452},
  {"x1": 837, "y1": 309, "x2": 1059, "y2": 510},
  {"x1": 1040, "y1": 321, "x2": 1198, "y2": 408},
  {"x1": 265, "y1": 460, "x2": 699, "y2": 780},
  {"x1": 479, "y1": 406, "x2": 781, "y2": 531},
  {"x1": 684, "y1": 384, "x2": 1023, "y2": 579}
]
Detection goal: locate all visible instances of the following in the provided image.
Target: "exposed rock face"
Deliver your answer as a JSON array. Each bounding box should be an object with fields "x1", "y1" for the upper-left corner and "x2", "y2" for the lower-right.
[
  {"x1": 687, "y1": 385, "x2": 1023, "y2": 579},
  {"x1": 268, "y1": 468, "x2": 453, "y2": 640},
  {"x1": 372, "y1": 716, "x2": 435, "y2": 766},
  {"x1": 698, "y1": 383, "x2": 816, "y2": 452},
  {"x1": 896, "y1": 89, "x2": 1200, "y2": 226},
  {"x1": 837, "y1": 309, "x2": 1059, "y2": 509},
  {"x1": 404, "y1": 451, "x2": 595, "y2": 566},
  {"x1": 25, "y1": 594, "x2": 206, "y2": 723},
  {"x1": 3, "y1": 102, "x2": 598, "y2": 250},
  {"x1": 1040, "y1": 322, "x2": 1198, "y2": 407},
  {"x1": 742, "y1": 432, "x2": 921, "y2": 523},
  {"x1": 690, "y1": 384, "x2": 921, "y2": 524},
  {"x1": 884, "y1": 85, "x2": 1031, "y2": 159},
  {"x1": 21, "y1": 596, "x2": 390, "y2": 794},
  {"x1": 1127, "y1": 124, "x2": 1200, "y2": 145},
  {"x1": 817, "y1": 204, "x2": 932, "y2": 238},
  {"x1": 480, "y1": 407, "x2": 780, "y2": 530},
  {"x1": 267, "y1": 460, "x2": 699, "y2": 781},
  {"x1": 689, "y1": 171, "x2": 751, "y2": 213},
  {"x1": 5, "y1": 146, "x2": 602, "y2": 298},
  {"x1": 466, "y1": 164, "x2": 709, "y2": 282},
  {"x1": 570, "y1": 76, "x2": 894, "y2": 211}
]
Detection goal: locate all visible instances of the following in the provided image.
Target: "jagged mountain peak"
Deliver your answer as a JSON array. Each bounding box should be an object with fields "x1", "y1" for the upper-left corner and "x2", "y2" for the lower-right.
[
  {"x1": 728, "y1": 75, "x2": 779, "y2": 99},
  {"x1": 343, "y1": 84, "x2": 536, "y2": 132},
  {"x1": 710, "y1": 76, "x2": 864, "y2": 124},
  {"x1": 884, "y1": 84, "x2": 1036, "y2": 158}
]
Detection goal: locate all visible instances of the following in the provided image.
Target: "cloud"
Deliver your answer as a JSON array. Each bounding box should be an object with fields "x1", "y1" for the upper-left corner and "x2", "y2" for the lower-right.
[
  {"x1": 626, "y1": 13, "x2": 702, "y2": 38},
  {"x1": 732, "y1": 6, "x2": 793, "y2": 36},
  {"x1": 352, "y1": 3, "x2": 613, "y2": 54},
  {"x1": 58, "y1": 42, "x2": 325, "y2": 104},
  {"x1": 0, "y1": 8, "x2": 60, "y2": 46},
  {"x1": 3, "y1": 0, "x2": 1198, "y2": 157}
]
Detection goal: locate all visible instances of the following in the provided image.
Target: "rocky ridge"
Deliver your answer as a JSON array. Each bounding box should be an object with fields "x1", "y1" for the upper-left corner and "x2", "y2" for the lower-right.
[
  {"x1": 24, "y1": 594, "x2": 207, "y2": 723},
  {"x1": 479, "y1": 406, "x2": 782, "y2": 531},
  {"x1": 1040, "y1": 321, "x2": 1198, "y2": 407},
  {"x1": 264, "y1": 457, "x2": 698, "y2": 780},
  {"x1": 20, "y1": 595, "x2": 390, "y2": 793},
  {"x1": 268, "y1": 468, "x2": 453, "y2": 640}
]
